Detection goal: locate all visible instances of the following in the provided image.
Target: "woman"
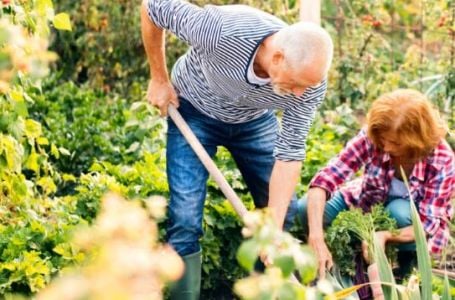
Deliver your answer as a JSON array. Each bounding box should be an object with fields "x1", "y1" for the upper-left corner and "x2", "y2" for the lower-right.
[{"x1": 297, "y1": 89, "x2": 454, "y2": 279}]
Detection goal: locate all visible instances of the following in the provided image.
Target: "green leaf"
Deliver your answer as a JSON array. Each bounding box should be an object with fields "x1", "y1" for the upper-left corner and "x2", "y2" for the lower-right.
[
  {"x1": 278, "y1": 282, "x2": 298, "y2": 300},
  {"x1": 442, "y1": 272, "x2": 451, "y2": 300},
  {"x1": 7, "y1": 118, "x2": 25, "y2": 139},
  {"x1": 372, "y1": 237, "x2": 399, "y2": 300},
  {"x1": 14, "y1": 101, "x2": 28, "y2": 117},
  {"x1": 236, "y1": 239, "x2": 259, "y2": 271},
  {"x1": 53, "y1": 13, "x2": 72, "y2": 31},
  {"x1": 53, "y1": 243, "x2": 78, "y2": 260},
  {"x1": 400, "y1": 167, "x2": 432, "y2": 300},
  {"x1": 274, "y1": 255, "x2": 295, "y2": 278},
  {"x1": 59, "y1": 147, "x2": 71, "y2": 156},
  {"x1": 12, "y1": 176, "x2": 27, "y2": 198},
  {"x1": 298, "y1": 264, "x2": 317, "y2": 285}
]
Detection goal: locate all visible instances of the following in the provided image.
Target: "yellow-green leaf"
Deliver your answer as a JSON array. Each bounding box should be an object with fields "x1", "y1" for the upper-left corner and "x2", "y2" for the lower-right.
[
  {"x1": 1, "y1": 134, "x2": 23, "y2": 173},
  {"x1": 1, "y1": 262, "x2": 17, "y2": 271},
  {"x1": 50, "y1": 143, "x2": 59, "y2": 158},
  {"x1": 12, "y1": 175, "x2": 28, "y2": 197},
  {"x1": 37, "y1": 137, "x2": 49, "y2": 145},
  {"x1": 25, "y1": 151, "x2": 40, "y2": 173},
  {"x1": 37, "y1": 176, "x2": 57, "y2": 195},
  {"x1": 53, "y1": 244, "x2": 66, "y2": 256},
  {"x1": 62, "y1": 173, "x2": 76, "y2": 182},
  {"x1": 36, "y1": 0, "x2": 54, "y2": 16},
  {"x1": 24, "y1": 119, "x2": 42, "y2": 139},
  {"x1": 30, "y1": 221, "x2": 46, "y2": 234},
  {"x1": 325, "y1": 284, "x2": 369, "y2": 300},
  {"x1": 10, "y1": 90, "x2": 24, "y2": 102},
  {"x1": 53, "y1": 13, "x2": 72, "y2": 31}
]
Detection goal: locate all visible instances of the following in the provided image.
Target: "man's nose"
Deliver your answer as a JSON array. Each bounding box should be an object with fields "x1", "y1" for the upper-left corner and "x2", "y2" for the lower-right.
[{"x1": 292, "y1": 87, "x2": 306, "y2": 97}]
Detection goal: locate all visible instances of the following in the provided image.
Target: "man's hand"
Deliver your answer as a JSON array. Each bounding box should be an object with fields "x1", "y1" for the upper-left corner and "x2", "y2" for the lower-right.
[
  {"x1": 146, "y1": 79, "x2": 179, "y2": 116},
  {"x1": 308, "y1": 235, "x2": 333, "y2": 279},
  {"x1": 306, "y1": 187, "x2": 331, "y2": 278}
]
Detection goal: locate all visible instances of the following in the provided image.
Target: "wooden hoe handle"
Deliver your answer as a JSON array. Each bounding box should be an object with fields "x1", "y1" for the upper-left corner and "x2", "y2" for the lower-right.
[{"x1": 167, "y1": 105, "x2": 248, "y2": 219}]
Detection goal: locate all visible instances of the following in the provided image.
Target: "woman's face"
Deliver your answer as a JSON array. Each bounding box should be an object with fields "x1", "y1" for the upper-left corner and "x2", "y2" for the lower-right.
[{"x1": 379, "y1": 131, "x2": 407, "y2": 157}]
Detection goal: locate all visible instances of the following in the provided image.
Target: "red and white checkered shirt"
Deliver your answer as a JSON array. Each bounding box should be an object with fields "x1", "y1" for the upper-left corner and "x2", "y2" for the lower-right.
[{"x1": 310, "y1": 129, "x2": 455, "y2": 254}]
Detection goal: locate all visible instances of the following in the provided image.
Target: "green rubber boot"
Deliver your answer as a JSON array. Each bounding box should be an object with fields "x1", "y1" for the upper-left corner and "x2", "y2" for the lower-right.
[{"x1": 169, "y1": 251, "x2": 201, "y2": 300}]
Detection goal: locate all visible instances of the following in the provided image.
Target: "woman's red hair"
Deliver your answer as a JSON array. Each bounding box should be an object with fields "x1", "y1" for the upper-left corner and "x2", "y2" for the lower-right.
[{"x1": 367, "y1": 89, "x2": 448, "y2": 159}]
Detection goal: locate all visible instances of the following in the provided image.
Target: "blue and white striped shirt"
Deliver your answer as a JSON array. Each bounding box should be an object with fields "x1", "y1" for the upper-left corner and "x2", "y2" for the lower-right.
[{"x1": 146, "y1": 0, "x2": 327, "y2": 161}]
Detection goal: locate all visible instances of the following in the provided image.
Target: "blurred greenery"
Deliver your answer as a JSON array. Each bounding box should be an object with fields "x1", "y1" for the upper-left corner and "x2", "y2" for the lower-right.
[{"x1": 0, "y1": 0, "x2": 453, "y2": 298}]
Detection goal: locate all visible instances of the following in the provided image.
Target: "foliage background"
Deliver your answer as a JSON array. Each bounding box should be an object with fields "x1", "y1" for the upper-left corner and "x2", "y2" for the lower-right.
[{"x1": 0, "y1": 0, "x2": 453, "y2": 298}]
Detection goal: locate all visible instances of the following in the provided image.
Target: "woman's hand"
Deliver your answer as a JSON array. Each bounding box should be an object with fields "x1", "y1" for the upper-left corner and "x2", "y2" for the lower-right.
[{"x1": 362, "y1": 231, "x2": 391, "y2": 264}]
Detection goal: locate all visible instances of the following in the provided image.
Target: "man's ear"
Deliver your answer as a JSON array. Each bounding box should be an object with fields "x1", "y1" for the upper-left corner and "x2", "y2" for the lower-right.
[{"x1": 271, "y1": 50, "x2": 284, "y2": 65}]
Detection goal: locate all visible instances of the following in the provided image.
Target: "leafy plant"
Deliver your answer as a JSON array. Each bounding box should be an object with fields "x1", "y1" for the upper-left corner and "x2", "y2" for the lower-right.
[
  {"x1": 0, "y1": 0, "x2": 87, "y2": 295},
  {"x1": 234, "y1": 210, "x2": 328, "y2": 300},
  {"x1": 36, "y1": 193, "x2": 184, "y2": 300},
  {"x1": 28, "y1": 81, "x2": 165, "y2": 179},
  {"x1": 325, "y1": 205, "x2": 397, "y2": 276}
]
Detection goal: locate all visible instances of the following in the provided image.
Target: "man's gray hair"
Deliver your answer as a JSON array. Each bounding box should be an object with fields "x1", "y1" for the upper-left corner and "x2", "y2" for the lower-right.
[{"x1": 274, "y1": 22, "x2": 334, "y2": 74}]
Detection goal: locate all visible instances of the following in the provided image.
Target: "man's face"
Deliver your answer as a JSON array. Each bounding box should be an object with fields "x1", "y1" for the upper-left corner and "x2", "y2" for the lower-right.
[{"x1": 268, "y1": 52, "x2": 325, "y2": 97}]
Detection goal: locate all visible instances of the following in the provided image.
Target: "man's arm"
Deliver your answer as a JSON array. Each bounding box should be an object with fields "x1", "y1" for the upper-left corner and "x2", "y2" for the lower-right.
[
  {"x1": 268, "y1": 160, "x2": 302, "y2": 229},
  {"x1": 269, "y1": 81, "x2": 326, "y2": 227},
  {"x1": 141, "y1": 0, "x2": 222, "y2": 115},
  {"x1": 141, "y1": 0, "x2": 168, "y2": 82},
  {"x1": 307, "y1": 187, "x2": 333, "y2": 279},
  {"x1": 300, "y1": 0, "x2": 321, "y2": 25},
  {"x1": 269, "y1": 166, "x2": 334, "y2": 280},
  {"x1": 141, "y1": 0, "x2": 178, "y2": 116}
]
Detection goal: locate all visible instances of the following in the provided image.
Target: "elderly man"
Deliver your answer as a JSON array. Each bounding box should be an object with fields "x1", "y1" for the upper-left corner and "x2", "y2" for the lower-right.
[{"x1": 141, "y1": 0, "x2": 333, "y2": 298}]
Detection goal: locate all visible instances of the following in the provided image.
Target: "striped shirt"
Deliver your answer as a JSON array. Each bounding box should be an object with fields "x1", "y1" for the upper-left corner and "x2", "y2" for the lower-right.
[
  {"x1": 146, "y1": 0, "x2": 327, "y2": 161},
  {"x1": 310, "y1": 129, "x2": 455, "y2": 254}
]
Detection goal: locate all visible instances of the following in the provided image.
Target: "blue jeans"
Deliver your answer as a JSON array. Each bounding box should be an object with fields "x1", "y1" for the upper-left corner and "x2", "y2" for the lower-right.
[
  {"x1": 296, "y1": 192, "x2": 415, "y2": 250},
  {"x1": 166, "y1": 99, "x2": 298, "y2": 256}
]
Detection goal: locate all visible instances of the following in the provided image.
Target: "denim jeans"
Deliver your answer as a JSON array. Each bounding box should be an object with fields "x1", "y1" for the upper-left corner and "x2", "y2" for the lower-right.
[
  {"x1": 166, "y1": 98, "x2": 297, "y2": 256},
  {"x1": 296, "y1": 192, "x2": 415, "y2": 250}
]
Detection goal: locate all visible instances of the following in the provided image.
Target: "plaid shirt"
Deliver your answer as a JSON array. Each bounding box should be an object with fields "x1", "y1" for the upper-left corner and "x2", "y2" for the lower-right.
[{"x1": 310, "y1": 129, "x2": 455, "y2": 254}]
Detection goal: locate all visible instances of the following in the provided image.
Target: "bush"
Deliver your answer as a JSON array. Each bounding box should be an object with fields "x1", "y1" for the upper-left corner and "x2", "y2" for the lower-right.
[{"x1": 28, "y1": 81, "x2": 165, "y2": 179}]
